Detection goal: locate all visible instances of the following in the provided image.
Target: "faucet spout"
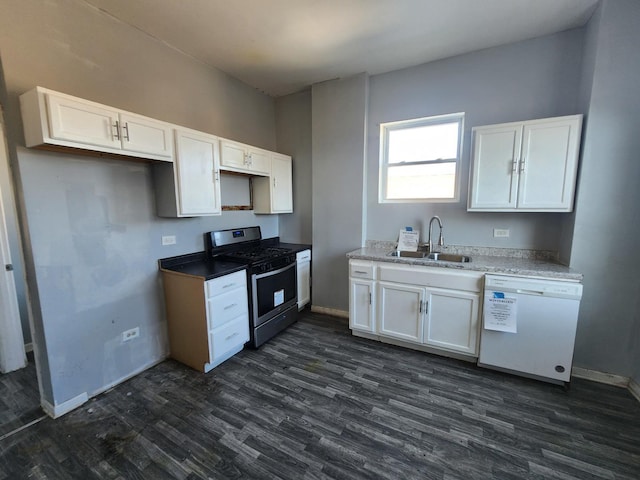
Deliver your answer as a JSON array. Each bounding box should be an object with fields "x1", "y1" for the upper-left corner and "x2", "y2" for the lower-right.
[{"x1": 427, "y1": 216, "x2": 444, "y2": 253}]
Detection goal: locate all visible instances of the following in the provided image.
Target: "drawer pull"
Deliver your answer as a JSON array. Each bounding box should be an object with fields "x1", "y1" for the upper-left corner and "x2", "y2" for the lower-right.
[
  {"x1": 222, "y1": 283, "x2": 235, "y2": 289},
  {"x1": 225, "y1": 332, "x2": 239, "y2": 341},
  {"x1": 223, "y1": 303, "x2": 237, "y2": 311},
  {"x1": 354, "y1": 270, "x2": 368, "y2": 274}
]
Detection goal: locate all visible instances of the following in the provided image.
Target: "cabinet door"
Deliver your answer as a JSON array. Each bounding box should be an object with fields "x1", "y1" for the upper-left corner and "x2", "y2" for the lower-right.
[
  {"x1": 119, "y1": 113, "x2": 173, "y2": 159},
  {"x1": 174, "y1": 129, "x2": 221, "y2": 216},
  {"x1": 247, "y1": 147, "x2": 271, "y2": 175},
  {"x1": 46, "y1": 93, "x2": 121, "y2": 149},
  {"x1": 517, "y1": 116, "x2": 582, "y2": 211},
  {"x1": 424, "y1": 288, "x2": 479, "y2": 355},
  {"x1": 378, "y1": 282, "x2": 424, "y2": 343},
  {"x1": 220, "y1": 139, "x2": 247, "y2": 170},
  {"x1": 468, "y1": 124, "x2": 522, "y2": 210},
  {"x1": 349, "y1": 279, "x2": 374, "y2": 333},
  {"x1": 271, "y1": 153, "x2": 293, "y2": 213},
  {"x1": 297, "y1": 254, "x2": 311, "y2": 309}
]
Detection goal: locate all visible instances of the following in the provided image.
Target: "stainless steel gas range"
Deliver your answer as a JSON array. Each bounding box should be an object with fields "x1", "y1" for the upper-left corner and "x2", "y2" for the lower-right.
[{"x1": 205, "y1": 226, "x2": 298, "y2": 348}]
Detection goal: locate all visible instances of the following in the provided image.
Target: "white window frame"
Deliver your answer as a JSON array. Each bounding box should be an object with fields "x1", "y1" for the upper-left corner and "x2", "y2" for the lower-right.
[{"x1": 379, "y1": 112, "x2": 464, "y2": 203}]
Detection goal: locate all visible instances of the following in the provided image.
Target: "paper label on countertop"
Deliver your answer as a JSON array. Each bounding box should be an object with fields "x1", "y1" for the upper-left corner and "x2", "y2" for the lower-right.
[
  {"x1": 484, "y1": 294, "x2": 517, "y2": 333},
  {"x1": 274, "y1": 289, "x2": 284, "y2": 307},
  {"x1": 398, "y1": 230, "x2": 420, "y2": 251}
]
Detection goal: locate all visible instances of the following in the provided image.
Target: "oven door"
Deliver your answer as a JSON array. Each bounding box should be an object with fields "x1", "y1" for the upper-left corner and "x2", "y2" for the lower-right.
[{"x1": 251, "y1": 262, "x2": 297, "y2": 327}]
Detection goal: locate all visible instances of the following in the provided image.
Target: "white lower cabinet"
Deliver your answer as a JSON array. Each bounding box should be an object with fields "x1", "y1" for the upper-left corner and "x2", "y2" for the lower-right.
[
  {"x1": 350, "y1": 278, "x2": 375, "y2": 333},
  {"x1": 349, "y1": 260, "x2": 376, "y2": 333},
  {"x1": 348, "y1": 259, "x2": 483, "y2": 358},
  {"x1": 378, "y1": 282, "x2": 424, "y2": 343},
  {"x1": 161, "y1": 268, "x2": 249, "y2": 373},
  {"x1": 424, "y1": 288, "x2": 479, "y2": 355},
  {"x1": 296, "y1": 249, "x2": 311, "y2": 310}
]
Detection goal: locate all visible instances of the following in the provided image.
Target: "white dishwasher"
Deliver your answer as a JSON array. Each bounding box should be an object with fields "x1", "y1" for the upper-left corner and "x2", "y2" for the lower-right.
[{"x1": 478, "y1": 274, "x2": 583, "y2": 384}]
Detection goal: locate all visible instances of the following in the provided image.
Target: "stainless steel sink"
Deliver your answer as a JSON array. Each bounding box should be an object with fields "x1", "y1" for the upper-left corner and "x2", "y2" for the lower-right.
[
  {"x1": 386, "y1": 251, "x2": 471, "y2": 262},
  {"x1": 427, "y1": 252, "x2": 471, "y2": 262},
  {"x1": 387, "y1": 250, "x2": 428, "y2": 258}
]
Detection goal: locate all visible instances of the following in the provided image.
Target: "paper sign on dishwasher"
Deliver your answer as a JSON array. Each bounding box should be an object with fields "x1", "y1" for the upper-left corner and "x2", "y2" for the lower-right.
[{"x1": 484, "y1": 293, "x2": 517, "y2": 333}]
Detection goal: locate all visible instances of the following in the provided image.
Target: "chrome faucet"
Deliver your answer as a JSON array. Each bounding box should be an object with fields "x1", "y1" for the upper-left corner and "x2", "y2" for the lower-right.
[{"x1": 427, "y1": 216, "x2": 444, "y2": 253}]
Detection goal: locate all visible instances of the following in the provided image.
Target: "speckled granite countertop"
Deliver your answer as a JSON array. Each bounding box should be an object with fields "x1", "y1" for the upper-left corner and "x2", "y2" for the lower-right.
[{"x1": 347, "y1": 242, "x2": 583, "y2": 281}]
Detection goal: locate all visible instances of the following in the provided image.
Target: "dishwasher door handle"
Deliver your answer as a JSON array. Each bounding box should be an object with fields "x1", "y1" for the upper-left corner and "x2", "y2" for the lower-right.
[{"x1": 516, "y1": 289, "x2": 545, "y2": 295}]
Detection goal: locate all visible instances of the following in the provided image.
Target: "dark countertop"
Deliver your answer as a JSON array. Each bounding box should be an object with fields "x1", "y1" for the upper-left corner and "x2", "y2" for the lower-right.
[
  {"x1": 158, "y1": 240, "x2": 312, "y2": 281},
  {"x1": 158, "y1": 252, "x2": 247, "y2": 281}
]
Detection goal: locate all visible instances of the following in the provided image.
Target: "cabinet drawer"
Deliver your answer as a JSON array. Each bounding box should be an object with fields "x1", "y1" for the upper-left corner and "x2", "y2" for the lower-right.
[
  {"x1": 350, "y1": 261, "x2": 375, "y2": 279},
  {"x1": 297, "y1": 249, "x2": 311, "y2": 262},
  {"x1": 207, "y1": 289, "x2": 248, "y2": 330},
  {"x1": 206, "y1": 270, "x2": 246, "y2": 298},
  {"x1": 210, "y1": 316, "x2": 249, "y2": 361},
  {"x1": 379, "y1": 264, "x2": 482, "y2": 292}
]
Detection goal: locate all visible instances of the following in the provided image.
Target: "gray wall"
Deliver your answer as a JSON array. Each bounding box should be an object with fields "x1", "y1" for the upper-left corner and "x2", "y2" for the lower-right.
[
  {"x1": 275, "y1": 90, "x2": 312, "y2": 244},
  {"x1": 0, "y1": 0, "x2": 278, "y2": 408},
  {"x1": 311, "y1": 74, "x2": 368, "y2": 311},
  {"x1": 366, "y1": 30, "x2": 585, "y2": 250},
  {"x1": 569, "y1": 0, "x2": 640, "y2": 378}
]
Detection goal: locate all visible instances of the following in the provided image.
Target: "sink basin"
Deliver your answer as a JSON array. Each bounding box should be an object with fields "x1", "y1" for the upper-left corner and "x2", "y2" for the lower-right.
[
  {"x1": 387, "y1": 250, "x2": 428, "y2": 258},
  {"x1": 427, "y1": 252, "x2": 471, "y2": 262},
  {"x1": 386, "y1": 251, "x2": 471, "y2": 262}
]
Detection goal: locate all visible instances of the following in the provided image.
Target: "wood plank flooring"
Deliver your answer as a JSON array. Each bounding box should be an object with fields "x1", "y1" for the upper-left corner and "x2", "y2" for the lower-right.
[
  {"x1": 0, "y1": 312, "x2": 639, "y2": 479},
  {"x1": 0, "y1": 352, "x2": 43, "y2": 440}
]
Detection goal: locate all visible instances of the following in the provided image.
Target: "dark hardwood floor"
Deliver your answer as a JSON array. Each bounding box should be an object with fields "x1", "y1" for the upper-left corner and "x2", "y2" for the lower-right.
[
  {"x1": 0, "y1": 352, "x2": 44, "y2": 441},
  {"x1": 1, "y1": 311, "x2": 639, "y2": 479}
]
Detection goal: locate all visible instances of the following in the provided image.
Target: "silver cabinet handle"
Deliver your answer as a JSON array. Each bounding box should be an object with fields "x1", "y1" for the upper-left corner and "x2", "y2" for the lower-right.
[
  {"x1": 512, "y1": 159, "x2": 518, "y2": 173},
  {"x1": 425, "y1": 301, "x2": 429, "y2": 314},
  {"x1": 213, "y1": 169, "x2": 219, "y2": 182},
  {"x1": 419, "y1": 301, "x2": 422, "y2": 313},
  {"x1": 223, "y1": 303, "x2": 237, "y2": 311},
  {"x1": 368, "y1": 292, "x2": 372, "y2": 305},
  {"x1": 222, "y1": 283, "x2": 234, "y2": 289},
  {"x1": 122, "y1": 122, "x2": 130, "y2": 142},
  {"x1": 273, "y1": 177, "x2": 277, "y2": 188},
  {"x1": 225, "y1": 331, "x2": 239, "y2": 341},
  {"x1": 520, "y1": 158, "x2": 526, "y2": 173},
  {"x1": 112, "y1": 120, "x2": 120, "y2": 140},
  {"x1": 354, "y1": 270, "x2": 367, "y2": 274}
]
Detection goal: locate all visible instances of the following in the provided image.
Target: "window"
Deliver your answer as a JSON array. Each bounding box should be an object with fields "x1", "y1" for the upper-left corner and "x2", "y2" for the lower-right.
[{"x1": 379, "y1": 113, "x2": 464, "y2": 202}]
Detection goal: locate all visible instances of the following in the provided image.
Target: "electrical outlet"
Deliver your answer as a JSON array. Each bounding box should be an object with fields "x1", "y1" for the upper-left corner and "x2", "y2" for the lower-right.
[
  {"x1": 122, "y1": 327, "x2": 139, "y2": 342},
  {"x1": 493, "y1": 228, "x2": 510, "y2": 238},
  {"x1": 162, "y1": 235, "x2": 176, "y2": 246}
]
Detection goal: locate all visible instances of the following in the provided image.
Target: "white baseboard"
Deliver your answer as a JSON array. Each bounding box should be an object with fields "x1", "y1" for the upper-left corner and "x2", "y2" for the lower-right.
[
  {"x1": 571, "y1": 366, "x2": 630, "y2": 388},
  {"x1": 41, "y1": 392, "x2": 88, "y2": 419},
  {"x1": 629, "y1": 379, "x2": 640, "y2": 403},
  {"x1": 310, "y1": 305, "x2": 349, "y2": 319},
  {"x1": 41, "y1": 354, "x2": 169, "y2": 419}
]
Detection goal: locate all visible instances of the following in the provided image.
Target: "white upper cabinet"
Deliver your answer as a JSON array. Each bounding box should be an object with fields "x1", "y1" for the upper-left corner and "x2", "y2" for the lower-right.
[
  {"x1": 20, "y1": 86, "x2": 174, "y2": 162},
  {"x1": 219, "y1": 138, "x2": 270, "y2": 176},
  {"x1": 468, "y1": 115, "x2": 582, "y2": 212},
  {"x1": 154, "y1": 128, "x2": 221, "y2": 217},
  {"x1": 253, "y1": 152, "x2": 293, "y2": 214}
]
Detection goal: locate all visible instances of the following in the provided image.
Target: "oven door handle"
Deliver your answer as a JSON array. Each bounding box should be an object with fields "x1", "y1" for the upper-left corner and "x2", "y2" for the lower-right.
[{"x1": 252, "y1": 261, "x2": 296, "y2": 280}]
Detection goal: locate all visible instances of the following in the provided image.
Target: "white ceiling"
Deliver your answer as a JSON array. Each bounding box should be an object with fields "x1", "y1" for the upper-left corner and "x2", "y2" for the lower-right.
[{"x1": 84, "y1": 0, "x2": 599, "y2": 97}]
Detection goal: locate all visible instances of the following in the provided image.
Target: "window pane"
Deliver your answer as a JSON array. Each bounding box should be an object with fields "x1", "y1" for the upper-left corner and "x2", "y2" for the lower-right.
[
  {"x1": 388, "y1": 122, "x2": 459, "y2": 164},
  {"x1": 386, "y1": 162, "x2": 456, "y2": 199}
]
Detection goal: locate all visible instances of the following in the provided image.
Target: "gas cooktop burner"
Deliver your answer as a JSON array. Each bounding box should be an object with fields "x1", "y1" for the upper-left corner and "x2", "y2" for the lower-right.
[{"x1": 225, "y1": 247, "x2": 292, "y2": 261}]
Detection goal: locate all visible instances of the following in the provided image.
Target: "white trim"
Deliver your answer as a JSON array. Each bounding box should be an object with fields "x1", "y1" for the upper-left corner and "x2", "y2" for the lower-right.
[
  {"x1": 41, "y1": 355, "x2": 168, "y2": 418},
  {"x1": 629, "y1": 379, "x2": 640, "y2": 403},
  {"x1": 571, "y1": 366, "x2": 629, "y2": 388},
  {"x1": 91, "y1": 355, "x2": 167, "y2": 397},
  {"x1": 311, "y1": 305, "x2": 349, "y2": 319},
  {"x1": 0, "y1": 109, "x2": 27, "y2": 373},
  {"x1": 41, "y1": 392, "x2": 88, "y2": 418}
]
